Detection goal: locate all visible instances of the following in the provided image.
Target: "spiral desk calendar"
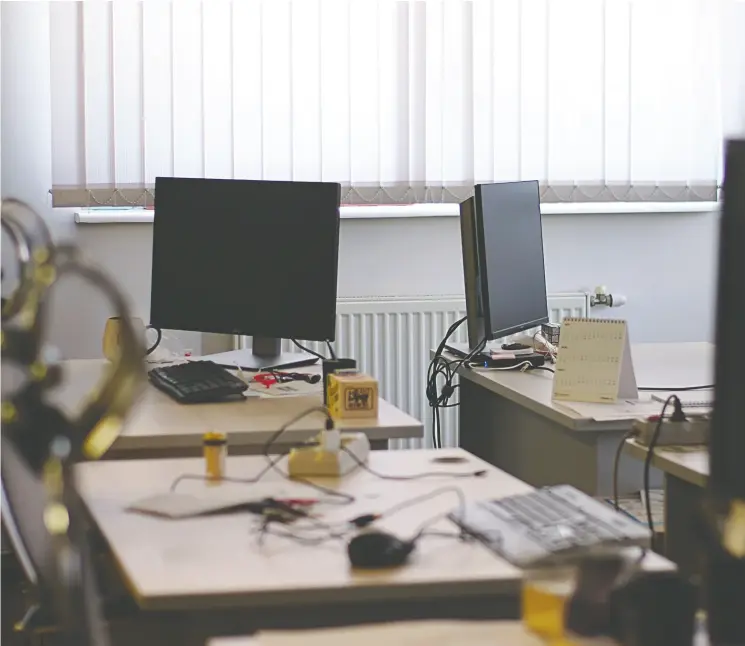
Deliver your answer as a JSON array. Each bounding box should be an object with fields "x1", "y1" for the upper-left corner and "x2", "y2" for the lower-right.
[{"x1": 551, "y1": 318, "x2": 638, "y2": 403}]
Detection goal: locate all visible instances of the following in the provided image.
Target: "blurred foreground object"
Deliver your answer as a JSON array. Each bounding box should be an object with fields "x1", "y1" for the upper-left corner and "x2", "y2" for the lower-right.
[{"x1": 1, "y1": 198, "x2": 145, "y2": 645}]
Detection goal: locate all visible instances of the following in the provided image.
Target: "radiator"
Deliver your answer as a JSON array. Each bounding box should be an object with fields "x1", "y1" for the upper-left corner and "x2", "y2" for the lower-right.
[{"x1": 246, "y1": 293, "x2": 590, "y2": 449}]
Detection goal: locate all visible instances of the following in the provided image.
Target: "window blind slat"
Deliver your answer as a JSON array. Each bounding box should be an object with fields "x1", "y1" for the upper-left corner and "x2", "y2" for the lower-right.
[
  {"x1": 472, "y1": 0, "x2": 495, "y2": 184},
  {"x1": 112, "y1": 2, "x2": 144, "y2": 188},
  {"x1": 442, "y1": 2, "x2": 472, "y2": 185},
  {"x1": 424, "y1": 2, "x2": 444, "y2": 185},
  {"x1": 50, "y1": 1, "x2": 84, "y2": 189},
  {"x1": 142, "y1": 1, "x2": 173, "y2": 186},
  {"x1": 232, "y1": 1, "x2": 263, "y2": 181},
  {"x1": 202, "y1": 1, "x2": 233, "y2": 180},
  {"x1": 547, "y1": 0, "x2": 604, "y2": 184},
  {"x1": 261, "y1": 0, "x2": 293, "y2": 181},
  {"x1": 490, "y1": 0, "x2": 521, "y2": 183},
  {"x1": 379, "y1": 1, "x2": 408, "y2": 187},
  {"x1": 320, "y1": 1, "x2": 350, "y2": 183},
  {"x1": 82, "y1": 2, "x2": 114, "y2": 187},
  {"x1": 519, "y1": 0, "x2": 549, "y2": 182},
  {"x1": 603, "y1": 0, "x2": 631, "y2": 188},
  {"x1": 349, "y1": 1, "x2": 379, "y2": 186},
  {"x1": 406, "y1": 1, "x2": 426, "y2": 186},
  {"x1": 171, "y1": 1, "x2": 204, "y2": 178},
  {"x1": 687, "y1": 2, "x2": 721, "y2": 185},
  {"x1": 290, "y1": 0, "x2": 322, "y2": 182}
]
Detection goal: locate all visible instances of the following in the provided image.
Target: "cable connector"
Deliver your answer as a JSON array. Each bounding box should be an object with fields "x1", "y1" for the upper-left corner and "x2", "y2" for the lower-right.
[
  {"x1": 350, "y1": 513, "x2": 380, "y2": 528},
  {"x1": 670, "y1": 396, "x2": 686, "y2": 423}
]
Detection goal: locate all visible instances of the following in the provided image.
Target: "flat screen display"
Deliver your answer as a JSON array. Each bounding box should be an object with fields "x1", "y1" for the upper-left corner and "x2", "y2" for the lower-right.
[{"x1": 150, "y1": 177, "x2": 341, "y2": 341}]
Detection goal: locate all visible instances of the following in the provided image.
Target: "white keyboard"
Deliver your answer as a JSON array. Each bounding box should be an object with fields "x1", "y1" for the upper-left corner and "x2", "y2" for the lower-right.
[{"x1": 449, "y1": 485, "x2": 651, "y2": 568}]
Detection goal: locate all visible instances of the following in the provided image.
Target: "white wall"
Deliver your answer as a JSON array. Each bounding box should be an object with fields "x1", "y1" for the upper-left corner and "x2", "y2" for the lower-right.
[{"x1": 2, "y1": 2, "x2": 720, "y2": 360}]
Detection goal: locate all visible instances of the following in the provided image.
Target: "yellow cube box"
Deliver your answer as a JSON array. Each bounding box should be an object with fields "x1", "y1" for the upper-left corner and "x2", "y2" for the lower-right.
[{"x1": 327, "y1": 371, "x2": 378, "y2": 420}]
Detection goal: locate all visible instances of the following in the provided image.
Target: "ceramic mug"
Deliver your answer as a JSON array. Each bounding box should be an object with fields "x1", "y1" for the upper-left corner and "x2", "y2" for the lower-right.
[{"x1": 103, "y1": 317, "x2": 161, "y2": 361}]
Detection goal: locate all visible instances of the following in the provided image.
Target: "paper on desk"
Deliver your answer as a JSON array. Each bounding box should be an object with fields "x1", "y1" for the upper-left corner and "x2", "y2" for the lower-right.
[
  {"x1": 127, "y1": 481, "x2": 308, "y2": 519},
  {"x1": 256, "y1": 621, "x2": 542, "y2": 646},
  {"x1": 556, "y1": 399, "x2": 662, "y2": 421},
  {"x1": 249, "y1": 380, "x2": 322, "y2": 399}
]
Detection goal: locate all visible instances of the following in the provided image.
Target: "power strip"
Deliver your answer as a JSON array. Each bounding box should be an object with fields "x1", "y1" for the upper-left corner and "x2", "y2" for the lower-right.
[
  {"x1": 632, "y1": 415, "x2": 710, "y2": 446},
  {"x1": 287, "y1": 432, "x2": 370, "y2": 477}
]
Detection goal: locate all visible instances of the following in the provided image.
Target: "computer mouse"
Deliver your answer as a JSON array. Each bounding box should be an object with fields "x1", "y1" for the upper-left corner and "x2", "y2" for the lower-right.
[{"x1": 347, "y1": 530, "x2": 415, "y2": 569}]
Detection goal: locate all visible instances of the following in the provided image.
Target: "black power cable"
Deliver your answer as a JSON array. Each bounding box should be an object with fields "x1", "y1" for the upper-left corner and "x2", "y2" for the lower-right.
[
  {"x1": 638, "y1": 385, "x2": 713, "y2": 392},
  {"x1": 291, "y1": 339, "x2": 327, "y2": 361},
  {"x1": 643, "y1": 394, "x2": 683, "y2": 551},
  {"x1": 426, "y1": 316, "x2": 486, "y2": 449}
]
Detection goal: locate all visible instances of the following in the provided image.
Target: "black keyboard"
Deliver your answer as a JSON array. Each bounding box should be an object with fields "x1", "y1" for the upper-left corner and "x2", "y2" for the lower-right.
[{"x1": 149, "y1": 361, "x2": 249, "y2": 403}]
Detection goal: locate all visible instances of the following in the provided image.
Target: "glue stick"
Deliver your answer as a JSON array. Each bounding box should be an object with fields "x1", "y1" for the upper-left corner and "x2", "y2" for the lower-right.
[{"x1": 203, "y1": 431, "x2": 227, "y2": 482}]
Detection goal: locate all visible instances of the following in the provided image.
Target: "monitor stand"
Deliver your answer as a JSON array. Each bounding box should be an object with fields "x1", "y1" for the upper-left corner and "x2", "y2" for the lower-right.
[
  {"x1": 443, "y1": 342, "x2": 489, "y2": 359},
  {"x1": 200, "y1": 336, "x2": 319, "y2": 372}
]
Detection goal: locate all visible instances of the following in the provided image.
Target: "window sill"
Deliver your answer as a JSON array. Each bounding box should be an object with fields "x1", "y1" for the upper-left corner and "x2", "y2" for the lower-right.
[{"x1": 73, "y1": 201, "x2": 718, "y2": 224}]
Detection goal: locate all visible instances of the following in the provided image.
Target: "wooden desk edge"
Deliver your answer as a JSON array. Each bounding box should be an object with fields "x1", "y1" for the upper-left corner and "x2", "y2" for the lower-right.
[
  {"x1": 112, "y1": 422, "x2": 424, "y2": 452},
  {"x1": 449, "y1": 355, "x2": 625, "y2": 433},
  {"x1": 624, "y1": 439, "x2": 709, "y2": 488},
  {"x1": 208, "y1": 621, "x2": 542, "y2": 646}
]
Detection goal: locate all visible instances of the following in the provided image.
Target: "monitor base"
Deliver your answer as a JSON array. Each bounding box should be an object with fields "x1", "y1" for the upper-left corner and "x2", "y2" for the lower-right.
[
  {"x1": 444, "y1": 342, "x2": 490, "y2": 359},
  {"x1": 199, "y1": 349, "x2": 319, "y2": 372}
]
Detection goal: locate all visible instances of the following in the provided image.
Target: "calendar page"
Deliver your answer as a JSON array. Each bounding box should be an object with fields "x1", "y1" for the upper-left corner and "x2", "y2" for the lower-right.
[{"x1": 551, "y1": 318, "x2": 638, "y2": 403}]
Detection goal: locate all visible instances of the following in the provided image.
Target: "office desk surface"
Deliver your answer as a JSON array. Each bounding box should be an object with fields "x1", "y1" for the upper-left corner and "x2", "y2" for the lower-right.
[
  {"x1": 54, "y1": 360, "x2": 422, "y2": 455},
  {"x1": 76, "y1": 449, "x2": 671, "y2": 612},
  {"x1": 210, "y1": 621, "x2": 546, "y2": 646},
  {"x1": 453, "y1": 342, "x2": 713, "y2": 432},
  {"x1": 624, "y1": 439, "x2": 709, "y2": 488}
]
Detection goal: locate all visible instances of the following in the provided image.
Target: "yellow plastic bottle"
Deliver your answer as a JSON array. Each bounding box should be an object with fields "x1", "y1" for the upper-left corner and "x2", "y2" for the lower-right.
[{"x1": 203, "y1": 431, "x2": 227, "y2": 483}]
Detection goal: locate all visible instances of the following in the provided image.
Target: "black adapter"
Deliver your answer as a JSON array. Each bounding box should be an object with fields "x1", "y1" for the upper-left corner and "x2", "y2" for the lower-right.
[{"x1": 321, "y1": 358, "x2": 357, "y2": 404}]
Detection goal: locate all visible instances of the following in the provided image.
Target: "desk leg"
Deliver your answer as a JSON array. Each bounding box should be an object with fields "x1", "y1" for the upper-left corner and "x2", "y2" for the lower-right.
[{"x1": 665, "y1": 474, "x2": 704, "y2": 580}]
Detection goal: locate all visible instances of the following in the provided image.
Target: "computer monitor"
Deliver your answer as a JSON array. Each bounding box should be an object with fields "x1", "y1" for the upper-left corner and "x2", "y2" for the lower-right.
[
  {"x1": 706, "y1": 138, "x2": 745, "y2": 645},
  {"x1": 455, "y1": 181, "x2": 549, "y2": 352},
  {"x1": 710, "y1": 139, "x2": 745, "y2": 500},
  {"x1": 150, "y1": 177, "x2": 341, "y2": 370}
]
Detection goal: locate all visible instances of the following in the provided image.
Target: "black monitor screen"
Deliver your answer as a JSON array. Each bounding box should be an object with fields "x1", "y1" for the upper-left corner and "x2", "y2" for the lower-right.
[
  {"x1": 474, "y1": 180, "x2": 548, "y2": 339},
  {"x1": 150, "y1": 177, "x2": 341, "y2": 341},
  {"x1": 711, "y1": 139, "x2": 745, "y2": 500}
]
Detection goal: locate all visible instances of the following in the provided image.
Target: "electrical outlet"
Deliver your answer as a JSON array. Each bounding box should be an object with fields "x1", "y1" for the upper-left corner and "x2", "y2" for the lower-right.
[{"x1": 632, "y1": 416, "x2": 710, "y2": 446}]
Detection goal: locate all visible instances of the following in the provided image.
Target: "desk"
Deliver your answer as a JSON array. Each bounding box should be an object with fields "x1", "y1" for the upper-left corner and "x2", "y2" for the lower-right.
[
  {"x1": 624, "y1": 439, "x2": 708, "y2": 577},
  {"x1": 454, "y1": 342, "x2": 713, "y2": 496},
  {"x1": 54, "y1": 360, "x2": 423, "y2": 458},
  {"x1": 76, "y1": 449, "x2": 672, "y2": 642},
  {"x1": 209, "y1": 621, "x2": 546, "y2": 646},
  {"x1": 211, "y1": 618, "x2": 711, "y2": 646}
]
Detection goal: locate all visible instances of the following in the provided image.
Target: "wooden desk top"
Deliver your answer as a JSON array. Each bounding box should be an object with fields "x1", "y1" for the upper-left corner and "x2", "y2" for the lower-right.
[
  {"x1": 54, "y1": 360, "x2": 422, "y2": 454},
  {"x1": 450, "y1": 342, "x2": 714, "y2": 432},
  {"x1": 624, "y1": 439, "x2": 709, "y2": 488},
  {"x1": 209, "y1": 621, "x2": 547, "y2": 646},
  {"x1": 76, "y1": 448, "x2": 673, "y2": 612}
]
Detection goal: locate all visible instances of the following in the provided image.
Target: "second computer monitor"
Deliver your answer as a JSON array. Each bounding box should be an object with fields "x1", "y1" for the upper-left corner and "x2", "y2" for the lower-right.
[
  {"x1": 462, "y1": 180, "x2": 548, "y2": 349},
  {"x1": 150, "y1": 177, "x2": 341, "y2": 370}
]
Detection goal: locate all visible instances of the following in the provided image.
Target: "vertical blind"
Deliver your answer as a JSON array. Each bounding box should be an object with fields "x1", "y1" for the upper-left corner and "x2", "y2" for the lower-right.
[{"x1": 49, "y1": 0, "x2": 744, "y2": 207}]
